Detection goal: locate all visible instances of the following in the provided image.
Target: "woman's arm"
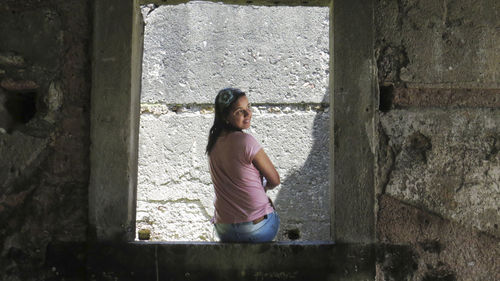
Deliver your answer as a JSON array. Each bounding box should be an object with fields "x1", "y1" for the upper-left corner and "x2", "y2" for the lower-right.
[{"x1": 252, "y1": 148, "x2": 280, "y2": 190}]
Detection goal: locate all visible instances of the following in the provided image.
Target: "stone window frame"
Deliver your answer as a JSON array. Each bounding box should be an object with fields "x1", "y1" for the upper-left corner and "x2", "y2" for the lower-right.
[{"x1": 89, "y1": 0, "x2": 377, "y2": 244}]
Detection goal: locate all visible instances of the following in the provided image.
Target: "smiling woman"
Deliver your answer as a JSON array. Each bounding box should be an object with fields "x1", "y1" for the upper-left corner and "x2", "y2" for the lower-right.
[
  {"x1": 207, "y1": 88, "x2": 281, "y2": 242},
  {"x1": 226, "y1": 95, "x2": 252, "y2": 130}
]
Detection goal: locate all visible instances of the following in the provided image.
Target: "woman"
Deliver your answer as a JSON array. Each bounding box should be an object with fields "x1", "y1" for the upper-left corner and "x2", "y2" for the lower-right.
[{"x1": 206, "y1": 88, "x2": 281, "y2": 242}]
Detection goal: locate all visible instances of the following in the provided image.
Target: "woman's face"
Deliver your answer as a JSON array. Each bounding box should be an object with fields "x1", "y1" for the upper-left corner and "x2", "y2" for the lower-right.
[{"x1": 226, "y1": 95, "x2": 252, "y2": 130}]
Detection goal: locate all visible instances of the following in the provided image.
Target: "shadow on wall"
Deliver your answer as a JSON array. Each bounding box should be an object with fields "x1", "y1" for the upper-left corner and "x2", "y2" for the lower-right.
[{"x1": 273, "y1": 92, "x2": 330, "y2": 241}]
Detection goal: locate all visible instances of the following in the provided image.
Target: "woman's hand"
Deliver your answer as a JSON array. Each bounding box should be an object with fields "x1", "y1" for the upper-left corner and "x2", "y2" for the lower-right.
[{"x1": 252, "y1": 148, "x2": 280, "y2": 189}]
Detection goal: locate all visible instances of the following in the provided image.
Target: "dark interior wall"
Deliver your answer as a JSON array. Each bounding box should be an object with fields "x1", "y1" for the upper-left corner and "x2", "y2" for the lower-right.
[
  {"x1": 375, "y1": 0, "x2": 499, "y2": 280},
  {"x1": 0, "y1": 0, "x2": 90, "y2": 279}
]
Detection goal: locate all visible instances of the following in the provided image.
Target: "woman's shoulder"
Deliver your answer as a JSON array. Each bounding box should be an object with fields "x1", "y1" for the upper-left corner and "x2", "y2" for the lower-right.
[
  {"x1": 229, "y1": 131, "x2": 255, "y2": 140},
  {"x1": 229, "y1": 131, "x2": 258, "y2": 142}
]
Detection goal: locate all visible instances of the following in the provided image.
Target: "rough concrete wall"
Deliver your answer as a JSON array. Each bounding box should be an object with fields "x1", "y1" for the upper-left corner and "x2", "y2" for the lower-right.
[
  {"x1": 377, "y1": 195, "x2": 499, "y2": 281},
  {"x1": 375, "y1": 0, "x2": 500, "y2": 279},
  {"x1": 140, "y1": 2, "x2": 329, "y2": 104},
  {"x1": 376, "y1": 0, "x2": 499, "y2": 89},
  {"x1": 380, "y1": 109, "x2": 499, "y2": 236},
  {"x1": 137, "y1": 2, "x2": 330, "y2": 241},
  {"x1": 0, "y1": 1, "x2": 90, "y2": 280}
]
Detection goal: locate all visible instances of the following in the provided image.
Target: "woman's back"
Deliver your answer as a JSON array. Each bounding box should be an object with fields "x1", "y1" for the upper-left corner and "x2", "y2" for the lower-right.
[{"x1": 209, "y1": 131, "x2": 273, "y2": 224}]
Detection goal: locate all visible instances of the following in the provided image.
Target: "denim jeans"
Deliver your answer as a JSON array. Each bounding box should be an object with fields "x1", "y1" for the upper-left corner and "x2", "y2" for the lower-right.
[{"x1": 214, "y1": 211, "x2": 280, "y2": 243}]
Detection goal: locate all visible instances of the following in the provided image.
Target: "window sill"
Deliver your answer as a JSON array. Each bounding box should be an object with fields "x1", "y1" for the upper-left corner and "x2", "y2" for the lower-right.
[{"x1": 88, "y1": 241, "x2": 375, "y2": 281}]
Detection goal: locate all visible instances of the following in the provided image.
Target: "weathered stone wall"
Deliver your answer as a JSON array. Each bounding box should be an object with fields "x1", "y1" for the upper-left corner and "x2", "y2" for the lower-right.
[
  {"x1": 0, "y1": 0, "x2": 90, "y2": 279},
  {"x1": 0, "y1": 0, "x2": 497, "y2": 280},
  {"x1": 375, "y1": 0, "x2": 500, "y2": 280},
  {"x1": 137, "y1": 2, "x2": 330, "y2": 241}
]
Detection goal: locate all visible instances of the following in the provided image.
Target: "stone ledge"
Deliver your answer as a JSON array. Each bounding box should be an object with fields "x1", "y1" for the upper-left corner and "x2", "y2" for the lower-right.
[
  {"x1": 44, "y1": 241, "x2": 422, "y2": 280},
  {"x1": 87, "y1": 241, "x2": 377, "y2": 281}
]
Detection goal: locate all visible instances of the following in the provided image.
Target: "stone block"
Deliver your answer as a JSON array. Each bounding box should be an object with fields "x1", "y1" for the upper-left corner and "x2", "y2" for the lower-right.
[
  {"x1": 0, "y1": 78, "x2": 39, "y2": 92},
  {"x1": 140, "y1": 3, "x2": 329, "y2": 104},
  {"x1": 0, "y1": 8, "x2": 63, "y2": 72},
  {"x1": 136, "y1": 201, "x2": 215, "y2": 241},
  {"x1": 377, "y1": 195, "x2": 499, "y2": 281},
  {"x1": 0, "y1": 52, "x2": 25, "y2": 67},
  {"x1": 137, "y1": 108, "x2": 330, "y2": 241},
  {"x1": 375, "y1": 0, "x2": 500, "y2": 88},
  {"x1": 380, "y1": 109, "x2": 500, "y2": 237}
]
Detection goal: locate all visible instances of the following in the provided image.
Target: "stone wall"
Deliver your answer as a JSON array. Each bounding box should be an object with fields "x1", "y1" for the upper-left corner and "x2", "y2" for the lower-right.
[
  {"x1": 137, "y1": 2, "x2": 330, "y2": 241},
  {"x1": 0, "y1": 0, "x2": 90, "y2": 279},
  {"x1": 375, "y1": 0, "x2": 500, "y2": 279},
  {"x1": 0, "y1": 0, "x2": 498, "y2": 280}
]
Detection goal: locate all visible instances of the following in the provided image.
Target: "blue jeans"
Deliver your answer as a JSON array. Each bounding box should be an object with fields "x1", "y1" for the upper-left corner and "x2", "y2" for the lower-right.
[{"x1": 214, "y1": 211, "x2": 280, "y2": 243}]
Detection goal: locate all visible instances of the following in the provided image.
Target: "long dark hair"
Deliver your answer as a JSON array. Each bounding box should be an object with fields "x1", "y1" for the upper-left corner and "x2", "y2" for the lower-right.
[{"x1": 206, "y1": 88, "x2": 246, "y2": 155}]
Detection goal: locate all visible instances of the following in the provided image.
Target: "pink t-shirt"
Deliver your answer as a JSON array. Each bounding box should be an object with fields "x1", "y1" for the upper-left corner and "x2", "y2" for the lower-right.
[{"x1": 209, "y1": 131, "x2": 274, "y2": 224}]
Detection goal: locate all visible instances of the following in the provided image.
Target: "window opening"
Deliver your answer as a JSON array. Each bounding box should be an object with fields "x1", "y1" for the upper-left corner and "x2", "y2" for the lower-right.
[{"x1": 136, "y1": 1, "x2": 330, "y2": 241}]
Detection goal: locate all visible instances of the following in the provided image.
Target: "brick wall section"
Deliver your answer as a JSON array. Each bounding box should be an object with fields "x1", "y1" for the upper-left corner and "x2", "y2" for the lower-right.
[{"x1": 387, "y1": 88, "x2": 500, "y2": 109}]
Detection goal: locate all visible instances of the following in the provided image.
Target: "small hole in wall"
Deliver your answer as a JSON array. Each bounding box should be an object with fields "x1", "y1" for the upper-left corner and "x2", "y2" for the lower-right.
[
  {"x1": 379, "y1": 85, "x2": 394, "y2": 112},
  {"x1": 1, "y1": 91, "x2": 37, "y2": 133},
  {"x1": 5, "y1": 92, "x2": 37, "y2": 123},
  {"x1": 286, "y1": 228, "x2": 300, "y2": 240}
]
